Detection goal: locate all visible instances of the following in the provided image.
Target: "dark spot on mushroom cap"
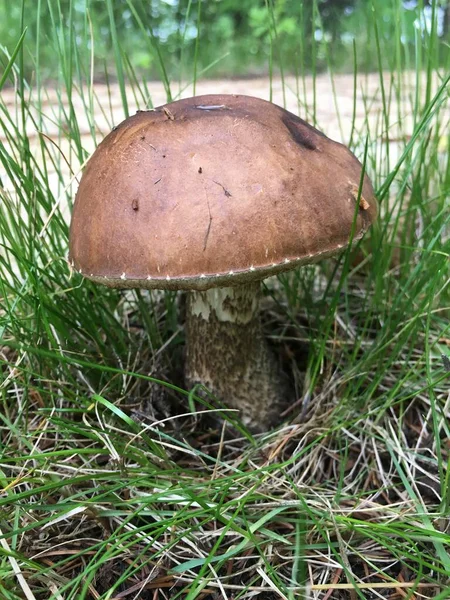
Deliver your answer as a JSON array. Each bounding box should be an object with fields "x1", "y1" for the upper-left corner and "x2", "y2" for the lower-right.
[
  {"x1": 132, "y1": 199, "x2": 139, "y2": 211},
  {"x1": 198, "y1": 167, "x2": 203, "y2": 174},
  {"x1": 281, "y1": 114, "x2": 317, "y2": 151},
  {"x1": 286, "y1": 110, "x2": 326, "y2": 137}
]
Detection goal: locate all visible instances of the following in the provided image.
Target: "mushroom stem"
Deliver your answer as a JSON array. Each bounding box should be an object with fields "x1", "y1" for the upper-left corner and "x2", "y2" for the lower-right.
[{"x1": 185, "y1": 282, "x2": 288, "y2": 430}]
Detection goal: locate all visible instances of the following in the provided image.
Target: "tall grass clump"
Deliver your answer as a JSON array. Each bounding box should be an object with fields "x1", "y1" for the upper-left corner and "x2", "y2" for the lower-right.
[{"x1": 0, "y1": 0, "x2": 449, "y2": 598}]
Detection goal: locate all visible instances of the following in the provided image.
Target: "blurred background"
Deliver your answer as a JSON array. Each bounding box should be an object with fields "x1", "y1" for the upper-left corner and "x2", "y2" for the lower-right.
[{"x1": 1, "y1": 0, "x2": 449, "y2": 83}]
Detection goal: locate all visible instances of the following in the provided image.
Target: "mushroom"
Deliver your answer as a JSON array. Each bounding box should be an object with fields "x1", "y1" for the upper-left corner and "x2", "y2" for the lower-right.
[{"x1": 69, "y1": 94, "x2": 377, "y2": 430}]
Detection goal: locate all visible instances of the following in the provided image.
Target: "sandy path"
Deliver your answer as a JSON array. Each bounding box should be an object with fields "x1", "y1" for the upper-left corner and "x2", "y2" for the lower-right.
[
  {"x1": 0, "y1": 71, "x2": 445, "y2": 210},
  {"x1": 1, "y1": 71, "x2": 425, "y2": 146}
]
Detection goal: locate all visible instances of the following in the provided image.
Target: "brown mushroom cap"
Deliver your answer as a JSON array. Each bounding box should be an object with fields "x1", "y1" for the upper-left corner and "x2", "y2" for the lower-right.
[{"x1": 69, "y1": 94, "x2": 377, "y2": 291}]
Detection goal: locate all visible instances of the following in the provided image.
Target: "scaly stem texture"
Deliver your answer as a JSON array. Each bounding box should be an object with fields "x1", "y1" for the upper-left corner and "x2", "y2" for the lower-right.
[{"x1": 185, "y1": 283, "x2": 289, "y2": 430}]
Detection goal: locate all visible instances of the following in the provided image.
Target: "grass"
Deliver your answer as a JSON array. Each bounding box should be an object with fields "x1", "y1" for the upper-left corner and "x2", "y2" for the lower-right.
[{"x1": 1, "y1": 1, "x2": 450, "y2": 598}]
